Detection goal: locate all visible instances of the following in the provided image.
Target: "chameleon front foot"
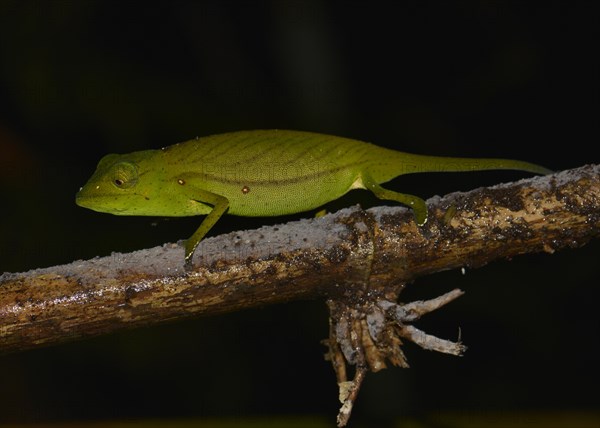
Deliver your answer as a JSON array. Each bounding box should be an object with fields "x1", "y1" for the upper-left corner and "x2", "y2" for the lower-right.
[
  {"x1": 183, "y1": 192, "x2": 230, "y2": 270},
  {"x1": 184, "y1": 255, "x2": 193, "y2": 271},
  {"x1": 183, "y1": 238, "x2": 200, "y2": 271}
]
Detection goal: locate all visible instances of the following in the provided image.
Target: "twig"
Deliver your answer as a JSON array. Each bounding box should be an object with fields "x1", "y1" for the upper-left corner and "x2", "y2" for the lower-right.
[{"x1": 336, "y1": 366, "x2": 367, "y2": 427}]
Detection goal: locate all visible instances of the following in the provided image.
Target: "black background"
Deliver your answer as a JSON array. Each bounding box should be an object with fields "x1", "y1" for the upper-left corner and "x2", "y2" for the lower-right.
[{"x1": 0, "y1": 1, "x2": 598, "y2": 426}]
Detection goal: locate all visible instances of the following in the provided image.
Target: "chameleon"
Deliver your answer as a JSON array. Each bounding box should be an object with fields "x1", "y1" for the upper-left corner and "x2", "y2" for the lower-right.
[{"x1": 76, "y1": 130, "x2": 551, "y2": 269}]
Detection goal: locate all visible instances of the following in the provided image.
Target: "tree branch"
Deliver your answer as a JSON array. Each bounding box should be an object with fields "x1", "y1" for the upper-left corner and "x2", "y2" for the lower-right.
[
  {"x1": 1, "y1": 165, "x2": 598, "y2": 352},
  {"x1": 1, "y1": 165, "x2": 599, "y2": 425}
]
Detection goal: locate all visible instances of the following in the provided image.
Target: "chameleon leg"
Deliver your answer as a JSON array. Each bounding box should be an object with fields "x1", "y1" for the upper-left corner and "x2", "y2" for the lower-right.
[
  {"x1": 362, "y1": 173, "x2": 428, "y2": 225},
  {"x1": 184, "y1": 188, "x2": 230, "y2": 270},
  {"x1": 314, "y1": 209, "x2": 328, "y2": 218}
]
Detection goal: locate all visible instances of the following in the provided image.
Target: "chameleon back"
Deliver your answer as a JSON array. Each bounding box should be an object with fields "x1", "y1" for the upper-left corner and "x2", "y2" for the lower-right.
[{"x1": 164, "y1": 130, "x2": 380, "y2": 217}]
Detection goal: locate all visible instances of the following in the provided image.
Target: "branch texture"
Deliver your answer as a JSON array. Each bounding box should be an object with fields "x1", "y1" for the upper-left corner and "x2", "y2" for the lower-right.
[{"x1": 1, "y1": 165, "x2": 599, "y2": 354}]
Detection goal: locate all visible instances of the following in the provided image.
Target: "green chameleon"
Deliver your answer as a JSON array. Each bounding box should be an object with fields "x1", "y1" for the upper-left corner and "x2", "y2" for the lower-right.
[{"x1": 76, "y1": 130, "x2": 551, "y2": 268}]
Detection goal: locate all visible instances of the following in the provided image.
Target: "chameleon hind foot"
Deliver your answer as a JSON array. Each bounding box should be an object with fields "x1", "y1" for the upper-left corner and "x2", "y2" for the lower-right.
[{"x1": 362, "y1": 173, "x2": 428, "y2": 225}]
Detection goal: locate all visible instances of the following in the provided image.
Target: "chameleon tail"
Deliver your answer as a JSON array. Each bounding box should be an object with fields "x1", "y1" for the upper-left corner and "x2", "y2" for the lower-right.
[
  {"x1": 366, "y1": 146, "x2": 552, "y2": 184},
  {"x1": 363, "y1": 147, "x2": 552, "y2": 226},
  {"x1": 390, "y1": 152, "x2": 553, "y2": 176},
  {"x1": 392, "y1": 152, "x2": 552, "y2": 176}
]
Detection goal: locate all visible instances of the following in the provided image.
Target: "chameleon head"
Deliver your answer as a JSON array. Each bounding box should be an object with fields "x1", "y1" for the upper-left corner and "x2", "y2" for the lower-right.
[{"x1": 76, "y1": 151, "x2": 157, "y2": 216}]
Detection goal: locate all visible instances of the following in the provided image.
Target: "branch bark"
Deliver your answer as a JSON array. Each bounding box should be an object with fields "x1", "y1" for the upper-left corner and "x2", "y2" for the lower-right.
[
  {"x1": 2, "y1": 164, "x2": 599, "y2": 426},
  {"x1": 1, "y1": 165, "x2": 599, "y2": 354}
]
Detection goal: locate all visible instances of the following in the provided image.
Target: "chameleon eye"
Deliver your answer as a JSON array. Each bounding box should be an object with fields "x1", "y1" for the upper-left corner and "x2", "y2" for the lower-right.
[{"x1": 111, "y1": 162, "x2": 138, "y2": 189}]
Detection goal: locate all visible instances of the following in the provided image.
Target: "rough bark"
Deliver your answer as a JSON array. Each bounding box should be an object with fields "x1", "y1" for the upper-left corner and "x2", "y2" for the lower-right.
[
  {"x1": 1, "y1": 165, "x2": 598, "y2": 354},
  {"x1": 1, "y1": 165, "x2": 599, "y2": 425}
]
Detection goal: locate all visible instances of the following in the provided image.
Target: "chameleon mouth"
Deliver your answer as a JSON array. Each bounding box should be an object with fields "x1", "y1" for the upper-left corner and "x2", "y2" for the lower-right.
[
  {"x1": 75, "y1": 193, "x2": 92, "y2": 209},
  {"x1": 75, "y1": 194, "x2": 132, "y2": 214},
  {"x1": 75, "y1": 192, "x2": 121, "y2": 212},
  {"x1": 75, "y1": 190, "x2": 147, "y2": 215}
]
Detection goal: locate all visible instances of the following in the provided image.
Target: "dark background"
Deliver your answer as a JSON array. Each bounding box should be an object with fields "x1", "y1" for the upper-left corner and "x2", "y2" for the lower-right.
[{"x1": 0, "y1": 1, "x2": 598, "y2": 426}]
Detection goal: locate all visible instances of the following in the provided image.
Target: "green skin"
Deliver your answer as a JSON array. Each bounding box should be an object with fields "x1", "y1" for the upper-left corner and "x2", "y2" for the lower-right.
[{"x1": 76, "y1": 130, "x2": 551, "y2": 269}]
